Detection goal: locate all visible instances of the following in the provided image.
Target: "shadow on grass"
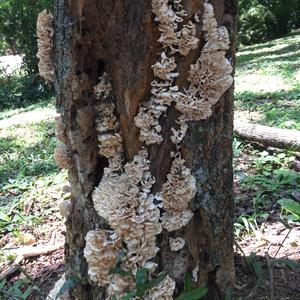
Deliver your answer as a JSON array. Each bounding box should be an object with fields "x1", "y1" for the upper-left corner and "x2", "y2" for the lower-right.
[
  {"x1": 0, "y1": 99, "x2": 54, "y2": 121},
  {"x1": 237, "y1": 32, "x2": 300, "y2": 54},
  {"x1": 235, "y1": 87, "x2": 300, "y2": 129},
  {"x1": 238, "y1": 42, "x2": 300, "y2": 66}
]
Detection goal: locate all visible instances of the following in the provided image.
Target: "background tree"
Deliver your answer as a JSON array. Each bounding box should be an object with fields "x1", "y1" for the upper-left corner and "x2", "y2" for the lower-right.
[
  {"x1": 238, "y1": 0, "x2": 300, "y2": 45},
  {"x1": 0, "y1": 0, "x2": 53, "y2": 73},
  {"x1": 51, "y1": 0, "x2": 236, "y2": 299}
]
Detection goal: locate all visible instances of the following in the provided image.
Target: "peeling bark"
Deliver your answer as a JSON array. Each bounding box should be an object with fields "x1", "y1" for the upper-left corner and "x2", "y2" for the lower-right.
[{"x1": 54, "y1": 0, "x2": 236, "y2": 299}]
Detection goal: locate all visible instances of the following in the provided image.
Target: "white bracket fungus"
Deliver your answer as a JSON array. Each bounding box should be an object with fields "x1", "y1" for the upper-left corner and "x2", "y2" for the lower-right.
[
  {"x1": 175, "y1": 2, "x2": 233, "y2": 121},
  {"x1": 160, "y1": 153, "x2": 196, "y2": 213},
  {"x1": 55, "y1": 115, "x2": 67, "y2": 143},
  {"x1": 94, "y1": 72, "x2": 112, "y2": 100},
  {"x1": 54, "y1": 143, "x2": 71, "y2": 170},
  {"x1": 58, "y1": 200, "x2": 72, "y2": 219},
  {"x1": 94, "y1": 74, "x2": 124, "y2": 171},
  {"x1": 145, "y1": 275, "x2": 176, "y2": 300},
  {"x1": 93, "y1": 149, "x2": 161, "y2": 274},
  {"x1": 84, "y1": 1, "x2": 233, "y2": 298},
  {"x1": 161, "y1": 209, "x2": 194, "y2": 232},
  {"x1": 36, "y1": 10, "x2": 54, "y2": 82},
  {"x1": 84, "y1": 230, "x2": 121, "y2": 286},
  {"x1": 169, "y1": 237, "x2": 186, "y2": 252}
]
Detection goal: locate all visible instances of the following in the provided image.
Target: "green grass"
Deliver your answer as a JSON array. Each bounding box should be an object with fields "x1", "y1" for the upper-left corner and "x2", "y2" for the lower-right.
[
  {"x1": 0, "y1": 101, "x2": 62, "y2": 234},
  {"x1": 235, "y1": 33, "x2": 300, "y2": 130}
]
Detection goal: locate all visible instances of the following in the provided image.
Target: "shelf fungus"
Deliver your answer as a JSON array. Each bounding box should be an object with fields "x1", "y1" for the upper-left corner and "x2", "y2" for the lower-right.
[
  {"x1": 94, "y1": 75, "x2": 124, "y2": 171},
  {"x1": 94, "y1": 72, "x2": 112, "y2": 100},
  {"x1": 36, "y1": 10, "x2": 54, "y2": 82},
  {"x1": 84, "y1": 230, "x2": 121, "y2": 286},
  {"x1": 169, "y1": 237, "x2": 186, "y2": 252},
  {"x1": 160, "y1": 154, "x2": 196, "y2": 213},
  {"x1": 151, "y1": 0, "x2": 198, "y2": 56},
  {"x1": 170, "y1": 115, "x2": 189, "y2": 146},
  {"x1": 84, "y1": 0, "x2": 233, "y2": 297},
  {"x1": 107, "y1": 274, "x2": 135, "y2": 300},
  {"x1": 145, "y1": 275, "x2": 176, "y2": 300},
  {"x1": 161, "y1": 209, "x2": 194, "y2": 232},
  {"x1": 54, "y1": 143, "x2": 71, "y2": 170},
  {"x1": 93, "y1": 150, "x2": 161, "y2": 274},
  {"x1": 55, "y1": 115, "x2": 67, "y2": 143},
  {"x1": 175, "y1": 1, "x2": 233, "y2": 121}
]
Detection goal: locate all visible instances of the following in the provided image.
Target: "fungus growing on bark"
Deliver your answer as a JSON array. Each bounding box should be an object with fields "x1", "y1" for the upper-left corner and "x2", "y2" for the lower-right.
[
  {"x1": 36, "y1": 10, "x2": 54, "y2": 82},
  {"x1": 84, "y1": 230, "x2": 121, "y2": 286},
  {"x1": 54, "y1": 143, "x2": 71, "y2": 170},
  {"x1": 94, "y1": 75, "x2": 124, "y2": 170},
  {"x1": 169, "y1": 237, "x2": 185, "y2": 251},
  {"x1": 107, "y1": 274, "x2": 135, "y2": 300},
  {"x1": 93, "y1": 150, "x2": 161, "y2": 274},
  {"x1": 151, "y1": 0, "x2": 198, "y2": 56},
  {"x1": 145, "y1": 275, "x2": 176, "y2": 300},
  {"x1": 55, "y1": 115, "x2": 67, "y2": 143},
  {"x1": 161, "y1": 209, "x2": 194, "y2": 232},
  {"x1": 58, "y1": 200, "x2": 72, "y2": 219},
  {"x1": 178, "y1": 21, "x2": 199, "y2": 56},
  {"x1": 170, "y1": 115, "x2": 189, "y2": 146},
  {"x1": 152, "y1": 52, "x2": 178, "y2": 81},
  {"x1": 160, "y1": 154, "x2": 196, "y2": 213},
  {"x1": 175, "y1": 1, "x2": 233, "y2": 121},
  {"x1": 84, "y1": 0, "x2": 233, "y2": 296},
  {"x1": 94, "y1": 72, "x2": 112, "y2": 100}
]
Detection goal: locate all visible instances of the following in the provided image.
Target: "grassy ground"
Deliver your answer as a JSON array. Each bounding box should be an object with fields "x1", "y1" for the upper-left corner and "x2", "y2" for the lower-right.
[
  {"x1": 235, "y1": 32, "x2": 300, "y2": 130},
  {"x1": 0, "y1": 101, "x2": 66, "y2": 299},
  {"x1": 233, "y1": 32, "x2": 300, "y2": 299},
  {"x1": 0, "y1": 33, "x2": 299, "y2": 299}
]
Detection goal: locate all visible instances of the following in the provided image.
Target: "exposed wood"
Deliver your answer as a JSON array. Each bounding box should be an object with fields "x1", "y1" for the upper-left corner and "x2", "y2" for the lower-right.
[
  {"x1": 234, "y1": 119, "x2": 300, "y2": 151},
  {"x1": 2, "y1": 242, "x2": 64, "y2": 258}
]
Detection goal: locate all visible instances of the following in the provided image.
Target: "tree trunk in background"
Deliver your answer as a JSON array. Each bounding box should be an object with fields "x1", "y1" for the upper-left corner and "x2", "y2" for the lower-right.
[{"x1": 54, "y1": 0, "x2": 236, "y2": 299}]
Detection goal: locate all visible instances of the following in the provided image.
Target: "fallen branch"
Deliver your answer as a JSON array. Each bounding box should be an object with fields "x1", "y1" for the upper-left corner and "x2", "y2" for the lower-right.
[
  {"x1": 234, "y1": 119, "x2": 300, "y2": 151},
  {"x1": 2, "y1": 242, "x2": 64, "y2": 258},
  {"x1": 0, "y1": 242, "x2": 64, "y2": 280}
]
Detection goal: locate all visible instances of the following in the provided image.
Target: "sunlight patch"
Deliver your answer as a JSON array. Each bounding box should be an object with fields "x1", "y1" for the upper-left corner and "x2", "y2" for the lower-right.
[
  {"x1": 0, "y1": 107, "x2": 55, "y2": 129},
  {"x1": 235, "y1": 74, "x2": 287, "y2": 94}
]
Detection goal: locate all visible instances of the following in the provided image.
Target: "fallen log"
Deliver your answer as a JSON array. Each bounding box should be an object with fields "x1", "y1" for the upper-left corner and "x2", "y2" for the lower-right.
[{"x1": 234, "y1": 119, "x2": 300, "y2": 151}]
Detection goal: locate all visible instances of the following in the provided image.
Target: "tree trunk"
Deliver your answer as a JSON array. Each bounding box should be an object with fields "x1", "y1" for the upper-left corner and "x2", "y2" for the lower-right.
[
  {"x1": 53, "y1": 0, "x2": 236, "y2": 299},
  {"x1": 234, "y1": 119, "x2": 300, "y2": 151}
]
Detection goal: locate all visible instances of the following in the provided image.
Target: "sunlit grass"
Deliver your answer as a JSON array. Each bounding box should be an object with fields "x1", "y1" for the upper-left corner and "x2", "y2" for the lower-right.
[
  {"x1": 0, "y1": 103, "x2": 61, "y2": 233},
  {"x1": 0, "y1": 103, "x2": 58, "y2": 188},
  {"x1": 235, "y1": 32, "x2": 300, "y2": 130}
]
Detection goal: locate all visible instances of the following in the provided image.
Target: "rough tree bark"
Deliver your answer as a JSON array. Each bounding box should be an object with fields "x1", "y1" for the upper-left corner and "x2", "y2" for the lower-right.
[{"x1": 53, "y1": 0, "x2": 236, "y2": 299}]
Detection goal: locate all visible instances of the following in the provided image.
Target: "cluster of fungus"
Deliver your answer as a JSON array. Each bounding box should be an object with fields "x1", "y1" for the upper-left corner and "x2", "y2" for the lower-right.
[
  {"x1": 54, "y1": 113, "x2": 72, "y2": 170},
  {"x1": 159, "y1": 153, "x2": 196, "y2": 232},
  {"x1": 36, "y1": 10, "x2": 54, "y2": 82},
  {"x1": 134, "y1": 0, "x2": 200, "y2": 145},
  {"x1": 83, "y1": 1, "x2": 233, "y2": 299}
]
